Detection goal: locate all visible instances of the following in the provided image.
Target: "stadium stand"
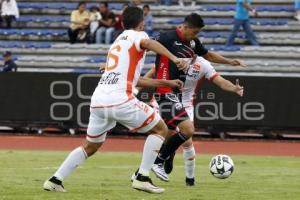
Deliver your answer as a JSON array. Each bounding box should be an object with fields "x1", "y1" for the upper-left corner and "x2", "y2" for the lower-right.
[{"x1": 0, "y1": 0, "x2": 299, "y2": 73}]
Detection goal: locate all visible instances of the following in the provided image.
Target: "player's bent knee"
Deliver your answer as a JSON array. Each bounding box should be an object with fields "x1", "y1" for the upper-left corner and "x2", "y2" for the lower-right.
[
  {"x1": 178, "y1": 120, "x2": 195, "y2": 138},
  {"x1": 83, "y1": 140, "x2": 103, "y2": 157},
  {"x1": 149, "y1": 119, "x2": 168, "y2": 138},
  {"x1": 182, "y1": 137, "x2": 193, "y2": 148}
]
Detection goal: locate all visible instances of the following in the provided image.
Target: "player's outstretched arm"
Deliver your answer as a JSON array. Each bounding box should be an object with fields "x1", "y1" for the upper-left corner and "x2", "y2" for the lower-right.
[
  {"x1": 137, "y1": 77, "x2": 183, "y2": 89},
  {"x1": 212, "y1": 76, "x2": 244, "y2": 97},
  {"x1": 143, "y1": 67, "x2": 155, "y2": 79},
  {"x1": 140, "y1": 39, "x2": 188, "y2": 72},
  {"x1": 203, "y1": 51, "x2": 246, "y2": 67}
]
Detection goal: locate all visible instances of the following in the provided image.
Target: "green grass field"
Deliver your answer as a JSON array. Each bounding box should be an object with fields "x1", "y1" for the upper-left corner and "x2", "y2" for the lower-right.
[{"x1": 0, "y1": 150, "x2": 300, "y2": 200}]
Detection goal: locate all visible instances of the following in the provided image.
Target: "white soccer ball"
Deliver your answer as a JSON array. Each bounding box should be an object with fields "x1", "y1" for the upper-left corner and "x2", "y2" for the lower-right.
[{"x1": 209, "y1": 154, "x2": 234, "y2": 179}]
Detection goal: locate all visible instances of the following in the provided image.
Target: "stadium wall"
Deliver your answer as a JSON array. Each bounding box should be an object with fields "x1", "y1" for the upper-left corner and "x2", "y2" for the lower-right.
[{"x1": 0, "y1": 72, "x2": 299, "y2": 131}]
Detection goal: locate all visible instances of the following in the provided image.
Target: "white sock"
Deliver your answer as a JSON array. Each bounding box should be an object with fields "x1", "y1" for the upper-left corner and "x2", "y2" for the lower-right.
[
  {"x1": 138, "y1": 134, "x2": 164, "y2": 176},
  {"x1": 183, "y1": 145, "x2": 196, "y2": 179},
  {"x1": 54, "y1": 147, "x2": 87, "y2": 181}
]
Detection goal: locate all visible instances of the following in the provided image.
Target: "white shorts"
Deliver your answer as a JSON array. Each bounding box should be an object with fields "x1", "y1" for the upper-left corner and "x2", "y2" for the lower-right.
[
  {"x1": 184, "y1": 106, "x2": 194, "y2": 122},
  {"x1": 86, "y1": 98, "x2": 161, "y2": 143}
]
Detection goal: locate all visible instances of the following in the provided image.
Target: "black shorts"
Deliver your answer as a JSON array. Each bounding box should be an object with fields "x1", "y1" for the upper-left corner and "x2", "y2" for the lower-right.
[{"x1": 155, "y1": 93, "x2": 189, "y2": 130}]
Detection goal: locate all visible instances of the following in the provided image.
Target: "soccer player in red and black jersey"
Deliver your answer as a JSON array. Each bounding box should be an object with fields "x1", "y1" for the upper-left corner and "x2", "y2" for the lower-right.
[{"x1": 150, "y1": 13, "x2": 245, "y2": 186}]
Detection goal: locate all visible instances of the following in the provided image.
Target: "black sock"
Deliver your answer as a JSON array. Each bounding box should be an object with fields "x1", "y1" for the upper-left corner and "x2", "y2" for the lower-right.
[{"x1": 154, "y1": 132, "x2": 188, "y2": 164}]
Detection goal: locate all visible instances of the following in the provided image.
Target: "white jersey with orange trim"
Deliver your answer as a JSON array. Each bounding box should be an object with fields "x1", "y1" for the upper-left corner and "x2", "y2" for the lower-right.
[
  {"x1": 181, "y1": 56, "x2": 218, "y2": 108},
  {"x1": 150, "y1": 56, "x2": 218, "y2": 120},
  {"x1": 91, "y1": 30, "x2": 149, "y2": 107}
]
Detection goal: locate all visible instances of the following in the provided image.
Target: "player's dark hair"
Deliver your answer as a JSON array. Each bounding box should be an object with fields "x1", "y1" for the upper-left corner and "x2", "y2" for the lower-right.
[
  {"x1": 90, "y1": 6, "x2": 99, "y2": 12},
  {"x1": 123, "y1": 6, "x2": 144, "y2": 29},
  {"x1": 143, "y1": 4, "x2": 150, "y2": 10},
  {"x1": 184, "y1": 13, "x2": 205, "y2": 28},
  {"x1": 100, "y1": 2, "x2": 108, "y2": 8},
  {"x1": 77, "y1": 1, "x2": 86, "y2": 8}
]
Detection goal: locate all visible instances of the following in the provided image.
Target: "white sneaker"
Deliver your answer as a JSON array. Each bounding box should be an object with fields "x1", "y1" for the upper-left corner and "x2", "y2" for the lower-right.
[
  {"x1": 43, "y1": 177, "x2": 66, "y2": 192},
  {"x1": 132, "y1": 174, "x2": 165, "y2": 194},
  {"x1": 152, "y1": 164, "x2": 169, "y2": 182},
  {"x1": 131, "y1": 172, "x2": 137, "y2": 182}
]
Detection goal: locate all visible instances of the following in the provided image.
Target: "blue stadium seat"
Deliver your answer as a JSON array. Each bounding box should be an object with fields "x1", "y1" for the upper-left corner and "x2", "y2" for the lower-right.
[
  {"x1": 18, "y1": 16, "x2": 69, "y2": 23},
  {"x1": 215, "y1": 19, "x2": 234, "y2": 25},
  {"x1": 109, "y1": 3, "x2": 123, "y2": 10},
  {"x1": 254, "y1": 19, "x2": 288, "y2": 26},
  {"x1": 0, "y1": 42, "x2": 21, "y2": 48},
  {"x1": 0, "y1": 29, "x2": 66, "y2": 36},
  {"x1": 18, "y1": 2, "x2": 125, "y2": 11},
  {"x1": 201, "y1": 5, "x2": 294, "y2": 12},
  {"x1": 0, "y1": 56, "x2": 17, "y2": 61},
  {"x1": 24, "y1": 43, "x2": 52, "y2": 48},
  {"x1": 167, "y1": 18, "x2": 184, "y2": 25},
  {"x1": 18, "y1": 2, "x2": 76, "y2": 10},
  {"x1": 201, "y1": 5, "x2": 235, "y2": 12},
  {"x1": 0, "y1": 29, "x2": 18, "y2": 35},
  {"x1": 169, "y1": 18, "x2": 288, "y2": 27},
  {"x1": 145, "y1": 57, "x2": 156, "y2": 64},
  {"x1": 256, "y1": 5, "x2": 294, "y2": 12},
  {"x1": 89, "y1": 57, "x2": 107, "y2": 63}
]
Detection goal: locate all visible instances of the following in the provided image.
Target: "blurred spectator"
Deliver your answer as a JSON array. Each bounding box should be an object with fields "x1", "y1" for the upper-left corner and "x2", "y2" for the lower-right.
[
  {"x1": 89, "y1": 6, "x2": 102, "y2": 42},
  {"x1": 1, "y1": 51, "x2": 17, "y2": 72},
  {"x1": 226, "y1": 0, "x2": 259, "y2": 46},
  {"x1": 0, "y1": 0, "x2": 19, "y2": 28},
  {"x1": 112, "y1": 3, "x2": 128, "y2": 41},
  {"x1": 143, "y1": 5, "x2": 153, "y2": 35},
  {"x1": 130, "y1": 0, "x2": 141, "y2": 6},
  {"x1": 295, "y1": 0, "x2": 300, "y2": 21},
  {"x1": 68, "y1": 2, "x2": 90, "y2": 44},
  {"x1": 95, "y1": 2, "x2": 115, "y2": 44}
]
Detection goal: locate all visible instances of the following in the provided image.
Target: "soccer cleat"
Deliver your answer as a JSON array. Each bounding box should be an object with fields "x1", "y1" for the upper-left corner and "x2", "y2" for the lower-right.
[
  {"x1": 132, "y1": 174, "x2": 165, "y2": 194},
  {"x1": 185, "y1": 177, "x2": 195, "y2": 186},
  {"x1": 164, "y1": 152, "x2": 175, "y2": 174},
  {"x1": 43, "y1": 176, "x2": 66, "y2": 192},
  {"x1": 130, "y1": 168, "x2": 139, "y2": 182},
  {"x1": 151, "y1": 163, "x2": 169, "y2": 182}
]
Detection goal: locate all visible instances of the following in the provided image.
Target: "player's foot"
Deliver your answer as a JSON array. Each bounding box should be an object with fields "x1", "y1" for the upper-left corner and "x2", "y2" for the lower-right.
[
  {"x1": 132, "y1": 174, "x2": 165, "y2": 194},
  {"x1": 185, "y1": 177, "x2": 195, "y2": 186},
  {"x1": 152, "y1": 163, "x2": 169, "y2": 182},
  {"x1": 43, "y1": 176, "x2": 66, "y2": 192},
  {"x1": 130, "y1": 168, "x2": 139, "y2": 182},
  {"x1": 164, "y1": 152, "x2": 175, "y2": 174}
]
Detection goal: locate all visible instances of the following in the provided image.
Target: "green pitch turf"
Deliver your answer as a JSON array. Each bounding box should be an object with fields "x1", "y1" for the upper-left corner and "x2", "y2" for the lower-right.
[{"x1": 0, "y1": 150, "x2": 299, "y2": 200}]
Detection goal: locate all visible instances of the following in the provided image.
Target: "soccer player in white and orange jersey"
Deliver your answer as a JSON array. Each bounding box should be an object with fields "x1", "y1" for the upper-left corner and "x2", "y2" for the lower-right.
[
  {"x1": 138, "y1": 56, "x2": 243, "y2": 185},
  {"x1": 43, "y1": 7, "x2": 188, "y2": 194}
]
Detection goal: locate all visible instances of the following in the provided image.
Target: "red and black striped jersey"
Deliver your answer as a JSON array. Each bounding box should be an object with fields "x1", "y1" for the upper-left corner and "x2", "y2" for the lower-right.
[{"x1": 155, "y1": 28, "x2": 208, "y2": 94}]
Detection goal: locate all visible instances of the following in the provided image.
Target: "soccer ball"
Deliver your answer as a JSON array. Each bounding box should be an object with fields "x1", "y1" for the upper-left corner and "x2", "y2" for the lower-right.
[{"x1": 209, "y1": 154, "x2": 234, "y2": 179}]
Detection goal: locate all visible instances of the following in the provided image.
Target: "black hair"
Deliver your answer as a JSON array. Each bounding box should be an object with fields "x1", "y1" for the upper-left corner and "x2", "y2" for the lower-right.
[
  {"x1": 90, "y1": 6, "x2": 99, "y2": 12},
  {"x1": 123, "y1": 6, "x2": 144, "y2": 29},
  {"x1": 100, "y1": 2, "x2": 108, "y2": 8},
  {"x1": 184, "y1": 13, "x2": 205, "y2": 28},
  {"x1": 143, "y1": 4, "x2": 150, "y2": 10},
  {"x1": 77, "y1": 1, "x2": 86, "y2": 8}
]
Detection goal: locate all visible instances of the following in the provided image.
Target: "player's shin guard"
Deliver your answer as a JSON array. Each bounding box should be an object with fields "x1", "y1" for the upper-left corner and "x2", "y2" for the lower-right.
[
  {"x1": 183, "y1": 145, "x2": 196, "y2": 179},
  {"x1": 155, "y1": 132, "x2": 188, "y2": 164},
  {"x1": 138, "y1": 134, "x2": 164, "y2": 176},
  {"x1": 53, "y1": 146, "x2": 88, "y2": 181}
]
